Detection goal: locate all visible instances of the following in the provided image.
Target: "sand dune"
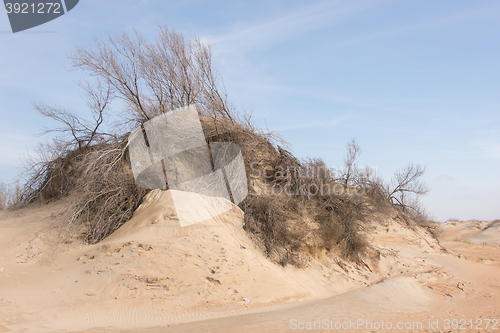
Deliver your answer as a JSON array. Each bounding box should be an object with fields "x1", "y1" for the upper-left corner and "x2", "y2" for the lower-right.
[
  {"x1": 438, "y1": 220, "x2": 488, "y2": 241},
  {"x1": 467, "y1": 221, "x2": 500, "y2": 246},
  {"x1": 0, "y1": 193, "x2": 499, "y2": 332}
]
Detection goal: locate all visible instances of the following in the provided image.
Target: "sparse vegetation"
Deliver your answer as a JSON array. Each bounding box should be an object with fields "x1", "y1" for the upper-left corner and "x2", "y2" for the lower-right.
[
  {"x1": 0, "y1": 183, "x2": 7, "y2": 210},
  {"x1": 19, "y1": 26, "x2": 430, "y2": 267},
  {"x1": 0, "y1": 182, "x2": 20, "y2": 210},
  {"x1": 335, "y1": 139, "x2": 431, "y2": 227}
]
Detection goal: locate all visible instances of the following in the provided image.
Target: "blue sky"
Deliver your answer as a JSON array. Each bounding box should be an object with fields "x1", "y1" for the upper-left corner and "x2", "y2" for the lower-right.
[{"x1": 0, "y1": 0, "x2": 499, "y2": 221}]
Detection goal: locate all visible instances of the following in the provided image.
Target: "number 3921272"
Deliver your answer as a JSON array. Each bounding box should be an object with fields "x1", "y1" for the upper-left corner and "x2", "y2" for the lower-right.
[{"x1": 5, "y1": 2, "x2": 62, "y2": 14}]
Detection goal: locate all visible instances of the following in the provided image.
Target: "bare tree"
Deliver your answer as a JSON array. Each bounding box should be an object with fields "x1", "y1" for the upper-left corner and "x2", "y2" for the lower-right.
[
  {"x1": 385, "y1": 163, "x2": 429, "y2": 215},
  {"x1": 33, "y1": 80, "x2": 115, "y2": 150},
  {"x1": 340, "y1": 138, "x2": 361, "y2": 186},
  {"x1": 334, "y1": 139, "x2": 431, "y2": 224},
  {"x1": 70, "y1": 26, "x2": 235, "y2": 125}
]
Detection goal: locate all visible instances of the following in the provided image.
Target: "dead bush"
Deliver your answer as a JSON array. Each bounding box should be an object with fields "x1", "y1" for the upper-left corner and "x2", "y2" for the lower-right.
[
  {"x1": 199, "y1": 115, "x2": 285, "y2": 176},
  {"x1": 238, "y1": 153, "x2": 371, "y2": 267},
  {"x1": 241, "y1": 194, "x2": 307, "y2": 267},
  {"x1": 21, "y1": 138, "x2": 149, "y2": 243},
  {"x1": 64, "y1": 140, "x2": 148, "y2": 243},
  {"x1": 314, "y1": 193, "x2": 368, "y2": 262},
  {"x1": 22, "y1": 144, "x2": 86, "y2": 204}
]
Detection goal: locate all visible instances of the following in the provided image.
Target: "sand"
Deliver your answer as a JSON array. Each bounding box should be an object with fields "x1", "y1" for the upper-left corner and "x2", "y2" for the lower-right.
[{"x1": 0, "y1": 192, "x2": 499, "y2": 332}]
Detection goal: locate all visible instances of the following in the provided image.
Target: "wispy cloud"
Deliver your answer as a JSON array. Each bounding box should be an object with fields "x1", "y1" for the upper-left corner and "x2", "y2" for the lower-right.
[
  {"x1": 212, "y1": 0, "x2": 390, "y2": 53},
  {"x1": 211, "y1": 0, "x2": 500, "y2": 56},
  {"x1": 433, "y1": 175, "x2": 455, "y2": 182},
  {"x1": 328, "y1": 2, "x2": 500, "y2": 48}
]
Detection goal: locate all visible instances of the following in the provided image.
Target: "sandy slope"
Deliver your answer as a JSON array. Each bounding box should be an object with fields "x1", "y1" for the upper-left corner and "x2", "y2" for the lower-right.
[
  {"x1": 467, "y1": 221, "x2": 500, "y2": 246},
  {"x1": 0, "y1": 193, "x2": 499, "y2": 332}
]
